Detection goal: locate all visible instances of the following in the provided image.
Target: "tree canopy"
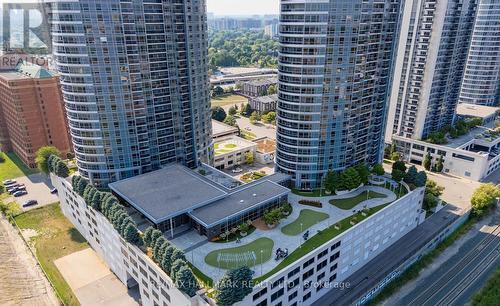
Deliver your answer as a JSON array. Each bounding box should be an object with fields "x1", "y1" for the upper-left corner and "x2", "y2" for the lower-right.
[
  {"x1": 35, "y1": 146, "x2": 61, "y2": 173},
  {"x1": 470, "y1": 184, "x2": 500, "y2": 216},
  {"x1": 208, "y1": 30, "x2": 278, "y2": 70},
  {"x1": 212, "y1": 106, "x2": 227, "y2": 122}
]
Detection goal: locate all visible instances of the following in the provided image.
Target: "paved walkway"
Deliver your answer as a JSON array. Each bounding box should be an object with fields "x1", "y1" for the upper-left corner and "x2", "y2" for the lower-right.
[
  {"x1": 181, "y1": 185, "x2": 397, "y2": 282},
  {"x1": 55, "y1": 248, "x2": 140, "y2": 306}
]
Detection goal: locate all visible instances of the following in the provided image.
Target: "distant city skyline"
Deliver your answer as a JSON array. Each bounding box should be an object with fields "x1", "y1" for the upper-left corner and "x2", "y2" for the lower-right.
[{"x1": 207, "y1": 0, "x2": 279, "y2": 16}]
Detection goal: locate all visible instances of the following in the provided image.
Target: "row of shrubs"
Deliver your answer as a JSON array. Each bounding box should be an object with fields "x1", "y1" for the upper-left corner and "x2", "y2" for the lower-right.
[
  {"x1": 70, "y1": 175, "x2": 142, "y2": 245},
  {"x1": 47, "y1": 154, "x2": 70, "y2": 178},
  {"x1": 143, "y1": 227, "x2": 200, "y2": 297},
  {"x1": 298, "y1": 199, "x2": 322, "y2": 208}
]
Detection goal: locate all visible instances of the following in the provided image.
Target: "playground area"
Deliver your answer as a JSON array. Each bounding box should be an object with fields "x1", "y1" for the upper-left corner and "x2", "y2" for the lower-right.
[{"x1": 176, "y1": 181, "x2": 401, "y2": 283}]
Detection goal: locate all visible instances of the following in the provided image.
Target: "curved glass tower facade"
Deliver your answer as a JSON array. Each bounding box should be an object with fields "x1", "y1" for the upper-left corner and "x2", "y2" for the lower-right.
[
  {"x1": 459, "y1": 0, "x2": 500, "y2": 106},
  {"x1": 51, "y1": 0, "x2": 212, "y2": 186},
  {"x1": 276, "y1": 0, "x2": 400, "y2": 189}
]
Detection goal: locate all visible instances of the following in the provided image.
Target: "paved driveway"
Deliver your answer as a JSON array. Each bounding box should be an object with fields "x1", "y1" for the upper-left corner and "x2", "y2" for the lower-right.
[
  {"x1": 4, "y1": 173, "x2": 59, "y2": 211},
  {"x1": 55, "y1": 248, "x2": 140, "y2": 306}
]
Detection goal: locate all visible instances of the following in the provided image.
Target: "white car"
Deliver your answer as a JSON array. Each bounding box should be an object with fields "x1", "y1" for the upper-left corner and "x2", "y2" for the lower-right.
[{"x1": 232, "y1": 168, "x2": 243, "y2": 173}]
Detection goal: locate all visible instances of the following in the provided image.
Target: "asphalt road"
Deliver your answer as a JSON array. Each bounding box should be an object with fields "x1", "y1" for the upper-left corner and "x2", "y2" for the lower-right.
[{"x1": 395, "y1": 218, "x2": 500, "y2": 306}]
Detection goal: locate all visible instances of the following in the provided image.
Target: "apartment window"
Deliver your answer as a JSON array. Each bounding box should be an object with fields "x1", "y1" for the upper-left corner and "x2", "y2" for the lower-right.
[
  {"x1": 317, "y1": 259, "x2": 327, "y2": 271},
  {"x1": 287, "y1": 278, "x2": 299, "y2": 290},
  {"x1": 330, "y1": 263, "x2": 338, "y2": 272},
  {"x1": 303, "y1": 257, "x2": 314, "y2": 269},
  {"x1": 302, "y1": 268, "x2": 314, "y2": 281},
  {"x1": 288, "y1": 266, "x2": 300, "y2": 278},
  {"x1": 317, "y1": 249, "x2": 328, "y2": 259},
  {"x1": 330, "y1": 251, "x2": 340, "y2": 262},
  {"x1": 330, "y1": 241, "x2": 341, "y2": 251},
  {"x1": 253, "y1": 287, "x2": 268, "y2": 301},
  {"x1": 270, "y1": 288, "x2": 284, "y2": 302},
  {"x1": 303, "y1": 292, "x2": 311, "y2": 301},
  {"x1": 271, "y1": 277, "x2": 284, "y2": 290},
  {"x1": 288, "y1": 291, "x2": 298, "y2": 301},
  {"x1": 255, "y1": 300, "x2": 267, "y2": 306}
]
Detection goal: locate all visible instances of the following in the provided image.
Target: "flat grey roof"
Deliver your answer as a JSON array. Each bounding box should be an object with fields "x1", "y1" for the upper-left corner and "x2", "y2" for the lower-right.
[
  {"x1": 456, "y1": 103, "x2": 499, "y2": 119},
  {"x1": 109, "y1": 164, "x2": 227, "y2": 224},
  {"x1": 189, "y1": 180, "x2": 289, "y2": 227}
]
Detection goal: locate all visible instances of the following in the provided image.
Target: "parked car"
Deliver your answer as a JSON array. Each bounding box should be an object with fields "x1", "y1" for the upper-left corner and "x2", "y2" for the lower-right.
[
  {"x1": 8, "y1": 187, "x2": 20, "y2": 194},
  {"x1": 4, "y1": 181, "x2": 17, "y2": 187},
  {"x1": 13, "y1": 190, "x2": 27, "y2": 197},
  {"x1": 22, "y1": 200, "x2": 38, "y2": 207},
  {"x1": 3, "y1": 179, "x2": 16, "y2": 185},
  {"x1": 232, "y1": 168, "x2": 243, "y2": 173},
  {"x1": 50, "y1": 188, "x2": 58, "y2": 194}
]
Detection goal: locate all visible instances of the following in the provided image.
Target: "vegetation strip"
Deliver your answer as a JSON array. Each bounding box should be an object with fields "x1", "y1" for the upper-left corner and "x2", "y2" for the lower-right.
[
  {"x1": 329, "y1": 191, "x2": 387, "y2": 210},
  {"x1": 471, "y1": 266, "x2": 500, "y2": 306},
  {"x1": 254, "y1": 204, "x2": 388, "y2": 283}
]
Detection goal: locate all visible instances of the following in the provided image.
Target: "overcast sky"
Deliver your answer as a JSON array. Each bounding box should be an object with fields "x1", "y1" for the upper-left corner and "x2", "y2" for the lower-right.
[{"x1": 207, "y1": 0, "x2": 279, "y2": 16}]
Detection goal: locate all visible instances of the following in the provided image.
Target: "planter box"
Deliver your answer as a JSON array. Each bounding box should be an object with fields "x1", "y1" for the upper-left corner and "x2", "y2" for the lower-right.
[
  {"x1": 240, "y1": 231, "x2": 247, "y2": 237},
  {"x1": 267, "y1": 223, "x2": 277, "y2": 229},
  {"x1": 350, "y1": 220, "x2": 357, "y2": 225}
]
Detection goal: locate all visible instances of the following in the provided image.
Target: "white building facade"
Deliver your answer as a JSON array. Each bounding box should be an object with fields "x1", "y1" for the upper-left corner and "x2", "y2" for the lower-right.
[{"x1": 51, "y1": 174, "x2": 206, "y2": 306}]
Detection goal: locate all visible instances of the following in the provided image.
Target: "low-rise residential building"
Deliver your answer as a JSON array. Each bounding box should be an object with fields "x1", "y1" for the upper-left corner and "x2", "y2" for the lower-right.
[
  {"x1": 213, "y1": 135, "x2": 256, "y2": 170},
  {"x1": 0, "y1": 61, "x2": 72, "y2": 167},
  {"x1": 455, "y1": 103, "x2": 499, "y2": 128},
  {"x1": 392, "y1": 127, "x2": 500, "y2": 180},
  {"x1": 212, "y1": 120, "x2": 239, "y2": 140},
  {"x1": 254, "y1": 138, "x2": 276, "y2": 164},
  {"x1": 249, "y1": 94, "x2": 278, "y2": 114},
  {"x1": 242, "y1": 78, "x2": 277, "y2": 97}
]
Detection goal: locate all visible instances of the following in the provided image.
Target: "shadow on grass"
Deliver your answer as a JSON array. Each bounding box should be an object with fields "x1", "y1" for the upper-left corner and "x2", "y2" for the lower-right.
[
  {"x1": 6, "y1": 152, "x2": 39, "y2": 176},
  {"x1": 68, "y1": 228, "x2": 87, "y2": 243}
]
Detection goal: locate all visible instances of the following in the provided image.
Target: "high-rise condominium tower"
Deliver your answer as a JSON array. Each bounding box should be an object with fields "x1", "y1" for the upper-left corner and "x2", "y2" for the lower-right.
[
  {"x1": 385, "y1": 0, "x2": 476, "y2": 142},
  {"x1": 459, "y1": 0, "x2": 500, "y2": 106},
  {"x1": 276, "y1": 0, "x2": 401, "y2": 189},
  {"x1": 52, "y1": 0, "x2": 212, "y2": 186}
]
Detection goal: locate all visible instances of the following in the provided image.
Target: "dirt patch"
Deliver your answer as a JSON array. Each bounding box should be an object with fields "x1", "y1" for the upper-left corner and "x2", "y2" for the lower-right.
[
  {"x1": 252, "y1": 218, "x2": 272, "y2": 231},
  {"x1": 21, "y1": 228, "x2": 39, "y2": 240}
]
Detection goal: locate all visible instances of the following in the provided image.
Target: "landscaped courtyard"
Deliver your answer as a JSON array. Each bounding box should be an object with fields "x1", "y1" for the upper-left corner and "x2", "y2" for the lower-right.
[{"x1": 178, "y1": 183, "x2": 402, "y2": 284}]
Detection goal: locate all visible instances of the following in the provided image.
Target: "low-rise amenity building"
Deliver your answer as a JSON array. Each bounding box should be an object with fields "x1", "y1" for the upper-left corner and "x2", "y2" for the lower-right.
[
  {"x1": 254, "y1": 137, "x2": 276, "y2": 164},
  {"x1": 392, "y1": 126, "x2": 500, "y2": 180},
  {"x1": 455, "y1": 103, "x2": 499, "y2": 128},
  {"x1": 212, "y1": 120, "x2": 239, "y2": 140},
  {"x1": 213, "y1": 135, "x2": 256, "y2": 170},
  {"x1": 241, "y1": 78, "x2": 277, "y2": 97},
  {"x1": 108, "y1": 164, "x2": 289, "y2": 239},
  {"x1": 249, "y1": 94, "x2": 278, "y2": 114}
]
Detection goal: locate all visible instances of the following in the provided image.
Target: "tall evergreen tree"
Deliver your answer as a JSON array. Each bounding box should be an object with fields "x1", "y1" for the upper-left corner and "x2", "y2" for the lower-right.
[
  {"x1": 216, "y1": 266, "x2": 254, "y2": 306},
  {"x1": 175, "y1": 266, "x2": 199, "y2": 297},
  {"x1": 143, "y1": 226, "x2": 155, "y2": 247}
]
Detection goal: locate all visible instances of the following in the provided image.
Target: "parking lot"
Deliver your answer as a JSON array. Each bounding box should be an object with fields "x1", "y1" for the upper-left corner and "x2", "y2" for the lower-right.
[{"x1": 4, "y1": 173, "x2": 59, "y2": 211}]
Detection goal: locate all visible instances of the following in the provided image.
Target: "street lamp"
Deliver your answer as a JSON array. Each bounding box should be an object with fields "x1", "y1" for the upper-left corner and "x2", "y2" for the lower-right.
[{"x1": 260, "y1": 250, "x2": 264, "y2": 276}]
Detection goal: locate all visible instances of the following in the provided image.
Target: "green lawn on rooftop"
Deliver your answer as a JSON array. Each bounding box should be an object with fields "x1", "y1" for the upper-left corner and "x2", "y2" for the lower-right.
[
  {"x1": 329, "y1": 190, "x2": 387, "y2": 210},
  {"x1": 281, "y1": 209, "x2": 329, "y2": 236},
  {"x1": 205, "y1": 237, "x2": 274, "y2": 269},
  {"x1": 291, "y1": 188, "x2": 328, "y2": 197},
  {"x1": 254, "y1": 204, "x2": 388, "y2": 283},
  {"x1": 0, "y1": 152, "x2": 39, "y2": 181}
]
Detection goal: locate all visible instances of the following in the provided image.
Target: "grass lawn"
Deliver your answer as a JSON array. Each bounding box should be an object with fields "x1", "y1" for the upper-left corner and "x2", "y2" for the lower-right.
[
  {"x1": 281, "y1": 209, "x2": 329, "y2": 236},
  {"x1": 240, "y1": 130, "x2": 257, "y2": 140},
  {"x1": 329, "y1": 191, "x2": 387, "y2": 210},
  {"x1": 0, "y1": 192, "x2": 22, "y2": 217},
  {"x1": 471, "y1": 266, "x2": 500, "y2": 306},
  {"x1": 14, "y1": 203, "x2": 88, "y2": 306},
  {"x1": 205, "y1": 237, "x2": 274, "y2": 269},
  {"x1": 188, "y1": 262, "x2": 214, "y2": 288},
  {"x1": 0, "y1": 152, "x2": 39, "y2": 181},
  {"x1": 211, "y1": 94, "x2": 248, "y2": 107},
  {"x1": 254, "y1": 204, "x2": 388, "y2": 283}
]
